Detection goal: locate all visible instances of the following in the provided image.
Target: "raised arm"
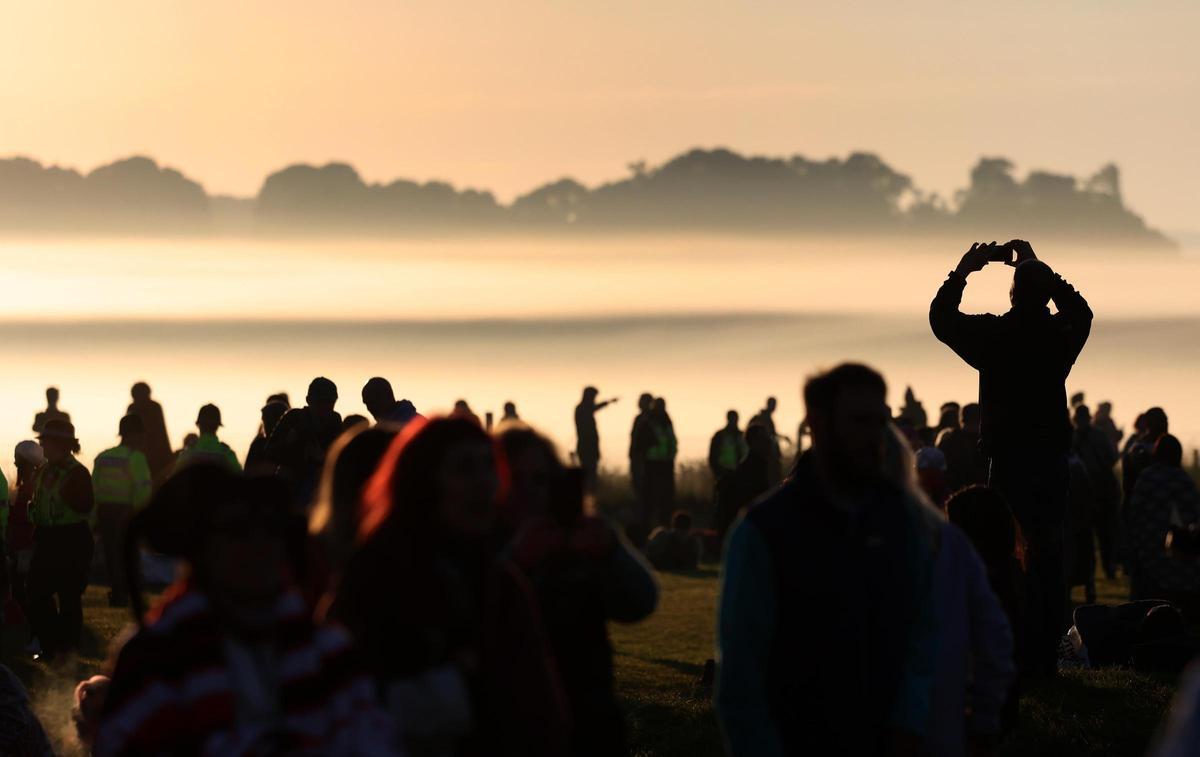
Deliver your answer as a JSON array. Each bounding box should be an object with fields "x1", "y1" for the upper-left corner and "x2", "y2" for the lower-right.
[
  {"x1": 929, "y1": 242, "x2": 999, "y2": 369},
  {"x1": 1050, "y1": 272, "x2": 1093, "y2": 362}
]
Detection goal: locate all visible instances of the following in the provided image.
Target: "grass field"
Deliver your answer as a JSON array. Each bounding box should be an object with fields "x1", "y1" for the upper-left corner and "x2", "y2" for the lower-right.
[{"x1": 2, "y1": 565, "x2": 1181, "y2": 756}]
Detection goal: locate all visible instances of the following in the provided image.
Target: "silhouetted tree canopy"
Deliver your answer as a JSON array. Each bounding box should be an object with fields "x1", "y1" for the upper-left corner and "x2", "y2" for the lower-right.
[
  {"x1": 0, "y1": 149, "x2": 1175, "y2": 246},
  {"x1": 0, "y1": 156, "x2": 208, "y2": 231}
]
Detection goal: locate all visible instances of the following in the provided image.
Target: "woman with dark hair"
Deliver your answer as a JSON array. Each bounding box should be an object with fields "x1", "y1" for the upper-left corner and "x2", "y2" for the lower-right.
[
  {"x1": 497, "y1": 423, "x2": 657, "y2": 757},
  {"x1": 96, "y1": 465, "x2": 394, "y2": 756},
  {"x1": 329, "y1": 417, "x2": 569, "y2": 757},
  {"x1": 307, "y1": 424, "x2": 400, "y2": 604},
  {"x1": 1128, "y1": 434, "x2": 1200, "y2": 604}
]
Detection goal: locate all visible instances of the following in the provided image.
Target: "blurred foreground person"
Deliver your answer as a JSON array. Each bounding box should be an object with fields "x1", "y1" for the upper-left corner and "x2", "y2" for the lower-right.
[
  {"x1": 73, "y1": 674, "x2": 110, "y2": 754},
  {"x1": 96, "y1": 465, "x2": 396, "y2": 756},
  {"x1": 498, "y1": 424, "x2": 657, "y2": 757},
  {"x1": 175, "y1": 404, "x2": 241, "y2": 472},
  {"x1": 329, "y1": 417, "x2": 569, "y2": 757},
  {"x1": 1127, "y1": 435, "x2": 1200, "y2": 605},
  {"x1": 931, "y1": 239, "x2": 1092, "y2": 676},
  {"x1": 93, "y1": 415, "x2": 153, "y2": 607},
  {"x1": 882, "y1": 428, "x2": 1015, "y2": 757},
  {"x1": 308, "y1": 424, "x2": 400, "y2": 601},
  {"x1": 28, "y1": 420, "x2": 93, "y2": 661},
  {"x1": 0, "y1": 663, "x2": 53, "y2": 755},
  {"x1": 716, "y1": 364, "x2": 938, "y2": 756},
  {"x1": 127, "y1": 382, "x2": 173, "y2": 483},
  {"x1": 362, "y1": 376, "x2": 421, "y2": 427}
]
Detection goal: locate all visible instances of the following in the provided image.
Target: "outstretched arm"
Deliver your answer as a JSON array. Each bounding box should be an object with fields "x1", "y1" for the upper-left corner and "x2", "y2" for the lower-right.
[{"x1": 929, "y1": 242, "x2": 998, "y2": 369}]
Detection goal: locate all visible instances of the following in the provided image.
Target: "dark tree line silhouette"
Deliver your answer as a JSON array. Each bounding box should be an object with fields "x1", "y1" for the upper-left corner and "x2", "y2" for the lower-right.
[{"x1": 0, "y1": 149, "x2": 1175, "y2": 246}]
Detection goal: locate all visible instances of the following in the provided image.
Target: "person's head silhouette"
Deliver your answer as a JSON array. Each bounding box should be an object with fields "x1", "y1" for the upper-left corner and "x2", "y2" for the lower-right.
[
  {"x1": 1010, "y1": 259, "x2": 1055, "y2": 309},
  {"x1": 131, "y1": 382, "x2": 151, "y2": 402},
  {"x1": 46, "y1": 386, "x2": 60, "y2": 407},
  {"x1": 726, "y1": 410, "x2": 739, "y2": 428},
  {"x1": 361, "y1": 377, "x2": 396, "y2": 422},
  {"x1": 638, "y1": 393, "x2": 653, "y2": 412},
  {"x1": 803, "y1": 363, "x2": 889, "y2": 485},
  {"x1": 765, "y1": 397, "x2": 777, "y2": 414}
]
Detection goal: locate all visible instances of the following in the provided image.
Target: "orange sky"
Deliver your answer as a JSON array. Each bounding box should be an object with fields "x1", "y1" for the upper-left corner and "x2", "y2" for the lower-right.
[{"x1": 2, "y1": 1, "x2": 1197, "y2": 229}]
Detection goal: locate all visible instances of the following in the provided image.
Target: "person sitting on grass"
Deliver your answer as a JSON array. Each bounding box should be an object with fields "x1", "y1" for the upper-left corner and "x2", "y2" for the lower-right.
[
  {"x1": 95, "y1": 464, "x2": 395, "y2": 756},
  {"x1": 644, "y1": 511, "x2": 702, "y2": 572}
]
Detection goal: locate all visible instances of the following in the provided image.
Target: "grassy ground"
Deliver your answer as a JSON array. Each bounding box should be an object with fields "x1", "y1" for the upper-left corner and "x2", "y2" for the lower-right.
[
  {"x1": 611, "y1": 569, "x2": 1177, "y2": 757},
  {"x1": 2, "y1": 558, "x2": 1182, "y2": 755}
]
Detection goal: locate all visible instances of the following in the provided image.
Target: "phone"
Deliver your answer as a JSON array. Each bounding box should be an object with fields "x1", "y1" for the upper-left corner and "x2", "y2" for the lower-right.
[{"x1": 987, "y1": 244, "x2": 1015, "y2": 264}]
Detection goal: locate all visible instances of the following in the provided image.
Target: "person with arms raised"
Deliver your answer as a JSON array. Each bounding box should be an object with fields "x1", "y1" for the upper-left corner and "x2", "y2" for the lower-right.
[{"x1": 930, "y1": 239, "x2": 1092, "y2": 676}]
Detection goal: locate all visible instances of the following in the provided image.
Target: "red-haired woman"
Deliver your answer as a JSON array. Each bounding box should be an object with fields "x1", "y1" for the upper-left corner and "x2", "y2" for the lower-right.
[{"x1": 329, "y1": 417, "x2": 569, "y2": 757}]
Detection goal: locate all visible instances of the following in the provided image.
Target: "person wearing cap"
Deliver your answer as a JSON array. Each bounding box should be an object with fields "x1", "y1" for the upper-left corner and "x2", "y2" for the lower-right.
[
  {"x1": 28, "y1": 419, "x2": 94, "y2": 661},
  {"x1": 175, "y1": 405, "x2": 241, "y2": 473},
  {"x1": 264, "y1": 377, "x2": 343, "y2": 496},
  {"x1": 361, "y1": 376, "x2": 421, "y2": 427},
  {"x1": 92, "y1": 415, "x2": 153, "y2": 607}
]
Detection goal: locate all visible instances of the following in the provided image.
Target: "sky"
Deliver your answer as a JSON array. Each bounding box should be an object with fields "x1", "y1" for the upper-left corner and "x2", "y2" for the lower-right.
[{"x1": 1, "y1": 1, "x2": 1197, "y2": 230}]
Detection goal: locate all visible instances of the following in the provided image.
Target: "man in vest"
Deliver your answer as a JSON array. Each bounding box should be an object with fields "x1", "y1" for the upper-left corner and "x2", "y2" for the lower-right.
[
  {"x1": 28, "y1": 419, "x2": 94, "y2": 661},
  {"x1": 709, "y1": 410, "x2": 749, "y2": 482},
  {"x1": 716, "y1": 364, "x2": 937, "y2": 756},
  {"x1": 175, "y1": 404, "x2": 241, "y2": 473},
  {"x1": 93, "y1": 415, "x2": 153, "y2": 607}
]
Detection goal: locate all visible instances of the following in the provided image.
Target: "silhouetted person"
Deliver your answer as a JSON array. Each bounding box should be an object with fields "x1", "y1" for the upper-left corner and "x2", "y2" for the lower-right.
[
  {"x1": 751, "y1": 397, "x2": 787, "y2": 485},
  {"x1": 126, "y1": 382, "x2": 172, "y2": 484},
  {"x1": 244, "y1": 400, "x2": 288, "y2": 475},
  {"x1": 28, "y1": 420, "x2": 94, "y2": 660},
  {"x1": 1070, "y1": 391, "x2": 1086, "y2": 410},
  {"x1": 1065, "y1": 451, "x2": 1097, "y2": 605},
  {"x1": 936, "y1": 401, "x2": 961, "y2": 436},
  {"x1": 1123, "y1": 406, "x2": 1169, "y2": 504},
  {"x1": 1094, "y1": 401, "x2": 1123, "y2": 448},
  {"x1": 361, "y1": 376, "x2": 420, "y2": 426},
  {"x1": 92, "y1": 415, "x2": 152, "y2": 607},
  {"x1": 898, "y1": 386, "x2": 929, "y2": 431},
  {"x1": 267, "y1": 392, "x2": 291, "y2": 408},
  {"x1": 575, "y1": 387, "x2": 617, "y2": 493},
  {"x1": 937, "y1": 402, "x2": 989, "y2": 494},
  {"x1": 32, "y1": 386, "x2": 70, "y2": 435},
  {"x1": 1072, "y1": 404, "x2": 1121, "y2": 578},
  {"x1": 716, "y1": 364, "x2": 937, "y2": 756},
  {"x1": 645, "y1": 511, "x2": 702, "y2": 572},
  {"x1": 643, "y1": 398, "x2": 677, "y2": 529},
  {"x1": 713, "y1": 422, "x2": 774, "y2": 552},
  {"x1": 452, "y1": 399, "x2": 483, "y2": 426},
  {"x1": 265, "y1": 377, "x2": 342, "y2": 495},
  {"x1": 1128, "y1": 435, "x2": 1200, "y2": 604},
  {"x1": 8, "y1": 441, "x2": 44, "y2": 634},
  {"x1": 629, "y1": 393, "x2": 655, "y2": 526},
  {"x1": 930, "y1": 239, "x2": 1092, "y2": 676},
  {"x1": 502, "y1": 401, "x2": 520, "y2": 422},
  {"x1": 175, "y1": 404, "x2": 241, "y2": 472},
  {"x1": 708, "y1": 410, "x2": 748, "y2": 482}
]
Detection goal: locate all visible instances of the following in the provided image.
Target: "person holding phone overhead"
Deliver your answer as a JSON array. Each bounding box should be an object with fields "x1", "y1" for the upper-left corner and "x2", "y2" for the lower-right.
[{"x1": 930, "y1": 239, "x2": 1093, "y2": 677}]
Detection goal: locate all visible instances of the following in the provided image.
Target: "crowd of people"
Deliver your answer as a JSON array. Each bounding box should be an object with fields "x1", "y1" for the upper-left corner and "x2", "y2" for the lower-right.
[{"x1": 0, "y1": 240, "x2": 1198, "y2": 756}]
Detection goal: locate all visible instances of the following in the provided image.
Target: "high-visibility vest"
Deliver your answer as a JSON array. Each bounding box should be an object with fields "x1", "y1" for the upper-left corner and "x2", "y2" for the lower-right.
[
  {"x1": 31, "y1": 458, "x2": 90, "y2": 527},
  {"x1": 716, "y1": 431, "x2": 748, "y2": 472},
  {"x1": 646, "y1": 423, "x2": 678, "y2": 462},
  {"x1": 93, "y1": 445, "x2": 153, "y2": 509},
  {"x1": 175, "y1": 433, "x2": 242, "y2": 473}
]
